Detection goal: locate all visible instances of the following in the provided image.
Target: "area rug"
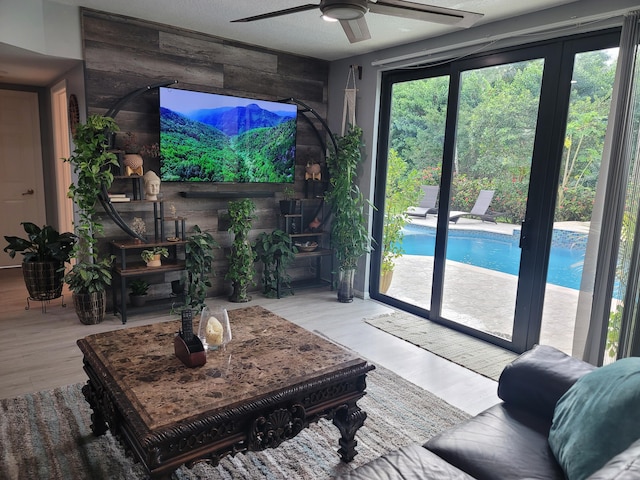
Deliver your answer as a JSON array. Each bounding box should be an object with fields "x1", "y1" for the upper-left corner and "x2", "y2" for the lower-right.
[
  {"x1": 0, "y1": 366, "x2": 469, "y2": 480},
  {"x1": 365, "y1": 312, "x2": 519, "y2": 381}
]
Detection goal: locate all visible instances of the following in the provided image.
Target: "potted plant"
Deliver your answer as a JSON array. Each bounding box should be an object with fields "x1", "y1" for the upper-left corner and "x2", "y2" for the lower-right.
[
  {"x1": 141, "y1": 247, "x2": 169, "y2": 267},
  {"x1": 380, "y1": 150, "x2": 422, "y2": 293},
  {"x1": 279, "y1": 185, "x2": 297, "y2": 215},
  {"x1": 326, "y1": 124, "x2": 372, "y2": 303},
  {"x1": 64, "y1": 114, "x2": 120, "y2": 324},
  {"x1": 65, "y1": 260, "x2": 114, "y2": 324},
  {"x1": 253, "y1": 229, "x2": 298, "y2": 298},
  {"x1": 184, "y1": 225, "x2": 219, "y2": 311},
  {"x1": 129, "y1": 279, "x2": 149, "y2": 307},
  {"x1": 4, "y1": 222, "x2": 76, "y2": 302},
  {"x1": 226, "y1": 198, "x2": 256, "y2": 302},
  {"x1": 131, "y1": 217, "x2": 146, "y2": 243}
]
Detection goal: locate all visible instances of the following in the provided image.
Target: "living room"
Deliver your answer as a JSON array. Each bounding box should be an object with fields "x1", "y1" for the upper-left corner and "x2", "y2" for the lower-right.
[{"x1": 2, "y1": 1, "x2": 640, "y2": 479}]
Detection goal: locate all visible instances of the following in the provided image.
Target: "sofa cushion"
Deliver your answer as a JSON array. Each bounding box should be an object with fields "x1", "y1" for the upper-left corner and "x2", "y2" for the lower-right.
[
  {"x1": 586, "y1": 437, "x2": 640, "y2": 480},
  {"x1": 498, "y1": 344, "x2": 595, "y2": 420},
  {"x1": 549, "y1": 357, "x2": 640, "y2": 480},
  {"x1": 335, "y1": 443, "x2": 475, "y2": 480},
  {"x1": 425, "y1": 403, "x2": 565, "y2": 480}
]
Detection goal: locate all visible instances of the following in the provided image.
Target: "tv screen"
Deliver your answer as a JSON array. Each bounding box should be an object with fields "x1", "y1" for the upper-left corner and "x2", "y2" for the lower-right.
[{"x1": 159, "y1": 87, "x2": 297, "y2": 183}]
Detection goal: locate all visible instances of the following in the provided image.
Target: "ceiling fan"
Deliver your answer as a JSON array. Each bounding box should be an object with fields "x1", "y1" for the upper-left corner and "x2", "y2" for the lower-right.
[{"x1": 231, "y1": 0, "x2": 484, "y2": 44}]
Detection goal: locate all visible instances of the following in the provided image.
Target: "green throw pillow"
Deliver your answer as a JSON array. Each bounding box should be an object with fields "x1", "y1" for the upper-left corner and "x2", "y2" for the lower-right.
[{"x1": 549, "y1": 357, "x2": 640, "y2": 480}]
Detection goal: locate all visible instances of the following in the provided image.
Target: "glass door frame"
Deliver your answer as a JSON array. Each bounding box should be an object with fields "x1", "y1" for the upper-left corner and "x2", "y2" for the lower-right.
[{"x1": 370, "y1": 29, "x2": 621, "y2": 353}]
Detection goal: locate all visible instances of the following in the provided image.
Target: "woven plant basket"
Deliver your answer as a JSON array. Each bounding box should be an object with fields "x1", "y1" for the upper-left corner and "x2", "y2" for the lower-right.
[
  {"x1": 72, "y1": 291, "x2": 106, "y2": 325},
  {"x1": 22, "y1": 261, "x2": 64, "y2": 301}
]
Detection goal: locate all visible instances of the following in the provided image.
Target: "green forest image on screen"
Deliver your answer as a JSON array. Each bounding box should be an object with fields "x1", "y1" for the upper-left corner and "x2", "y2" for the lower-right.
[{"x1": 159, "y1": 88, "x2": 297, "y2": 183}]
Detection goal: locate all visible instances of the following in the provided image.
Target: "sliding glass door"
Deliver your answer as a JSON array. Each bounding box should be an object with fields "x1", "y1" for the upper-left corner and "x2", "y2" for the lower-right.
[
  {"x1": 372, "y1": 30, "x2": 620, "y2": 353},
  {"x1": 439, "y1": 59, "x2": 543, "y2": 341}
]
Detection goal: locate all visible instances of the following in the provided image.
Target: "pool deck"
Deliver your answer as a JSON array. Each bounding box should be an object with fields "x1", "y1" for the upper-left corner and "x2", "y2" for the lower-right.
[
  {"x1": 385, "y1": 215, "x2": 591, "y2": 355},
  {"x1": 409, "y1": 214, "x2": 590, "y2": 235}
]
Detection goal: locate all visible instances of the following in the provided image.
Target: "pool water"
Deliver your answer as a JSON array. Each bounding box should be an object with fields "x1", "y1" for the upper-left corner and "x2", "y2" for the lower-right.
[{"x1": 401, "y1": 225, "x2": 585, "y2": 290}]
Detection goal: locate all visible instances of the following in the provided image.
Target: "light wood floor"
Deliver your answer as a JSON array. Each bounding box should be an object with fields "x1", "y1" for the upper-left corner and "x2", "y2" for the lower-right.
[{"x1": 0, "y1": 267, "x2": 499, "y2": 415}]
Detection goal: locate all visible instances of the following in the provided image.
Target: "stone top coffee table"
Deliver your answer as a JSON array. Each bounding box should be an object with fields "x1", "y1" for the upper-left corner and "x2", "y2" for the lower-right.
[{"x1": 77, "y1": 305, "x2": 375, "y2": 479}]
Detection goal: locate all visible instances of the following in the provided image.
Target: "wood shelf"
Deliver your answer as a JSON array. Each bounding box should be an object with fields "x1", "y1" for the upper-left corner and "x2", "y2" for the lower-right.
[
  {"x1": 110, "y1": 239, "x2": 186, "y2": 249},
  {"x1": 290, "y1": 232, "x2": 324, "y2": 238},
  {"x1": 294, "y1": 247, "x2": 332, "y2": 258},
  {"x1": 114, "y1": 260, "x2": 186, "y2": 277},
  {"x1": 179, "y1": 191, "x2": 274, "y2": 198}
]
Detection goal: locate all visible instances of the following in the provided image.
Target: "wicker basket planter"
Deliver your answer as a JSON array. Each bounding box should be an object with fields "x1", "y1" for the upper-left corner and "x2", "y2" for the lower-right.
[
  {"x1": 72, "y1": 291, "x2": 106, "y2": 325},
  {"x1": 22, "y1": 261, "x2": 64, "y2": 301}
]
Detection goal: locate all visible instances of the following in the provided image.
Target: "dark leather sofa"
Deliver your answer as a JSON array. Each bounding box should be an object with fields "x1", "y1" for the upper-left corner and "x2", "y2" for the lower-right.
[{"x1": 337, "y1": 345, "x2": 640, "y2": 480}]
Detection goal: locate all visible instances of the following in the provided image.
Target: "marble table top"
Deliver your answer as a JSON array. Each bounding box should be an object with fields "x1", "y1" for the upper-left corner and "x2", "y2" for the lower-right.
[{"x1": 78, "y1": 305, "x2": 365, "y2": 431}]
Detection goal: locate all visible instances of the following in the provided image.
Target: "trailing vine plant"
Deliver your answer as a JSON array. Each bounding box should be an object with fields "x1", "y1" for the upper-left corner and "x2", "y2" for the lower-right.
[
  {"x1": 226, "y1": 199, "x2": 256, "y2": 302},
  {"x1": 184, "y1": 225, "x2": 219, "y2": 311},
  {"x1": 64, "y1": 114, "x2": 120, "y2": 294}
]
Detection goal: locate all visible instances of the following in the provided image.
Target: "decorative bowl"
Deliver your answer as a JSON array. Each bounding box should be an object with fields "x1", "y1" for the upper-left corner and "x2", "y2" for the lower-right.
[{"x1": 296, "y1": 241, "x2": 318, "y2": 252}]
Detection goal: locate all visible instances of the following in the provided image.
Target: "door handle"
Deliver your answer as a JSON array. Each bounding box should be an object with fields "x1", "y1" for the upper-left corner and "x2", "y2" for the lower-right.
[
  {"x1": 22, "y1": 189, "x2": 34, "y2": 196},
  {"x1": 519, "y1": 220, "x2": 527, "y2": 249}
]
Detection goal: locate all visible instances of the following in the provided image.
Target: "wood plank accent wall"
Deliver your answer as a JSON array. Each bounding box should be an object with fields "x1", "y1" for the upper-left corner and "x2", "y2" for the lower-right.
[{"x1": 80, "y1": 9, "x2": 330, "y2": 299}]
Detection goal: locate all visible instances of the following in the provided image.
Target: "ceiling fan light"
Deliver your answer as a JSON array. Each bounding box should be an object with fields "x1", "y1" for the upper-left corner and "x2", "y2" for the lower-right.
[
  {"x1": 322, "y1": 4, "x2": 367, "y2": 21},
  {"x1": 322, "y1": 14, "x2": 339, "y2": 22}
]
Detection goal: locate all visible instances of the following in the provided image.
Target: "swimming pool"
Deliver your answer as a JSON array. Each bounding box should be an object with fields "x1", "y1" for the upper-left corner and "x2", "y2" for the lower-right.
[{"x1": 400, "y1": 224, "x2": 585, "y2": 290}]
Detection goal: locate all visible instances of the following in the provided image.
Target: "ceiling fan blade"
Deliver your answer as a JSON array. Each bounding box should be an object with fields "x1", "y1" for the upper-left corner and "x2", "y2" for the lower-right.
[
  {"x1": 231, "y1": 4, "x2": 319, "y2": 22},
  {"x1": 340, "y1": 17, "x2": 371, "y2": 43},
  {"x1": 369, "y1": 0, "x2": 483, "y2": 28}
]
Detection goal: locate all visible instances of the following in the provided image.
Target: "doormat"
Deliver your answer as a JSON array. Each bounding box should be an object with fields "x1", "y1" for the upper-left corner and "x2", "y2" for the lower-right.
[{"x1": 365, "y1": 312, "x2": 519, "y2": 381}]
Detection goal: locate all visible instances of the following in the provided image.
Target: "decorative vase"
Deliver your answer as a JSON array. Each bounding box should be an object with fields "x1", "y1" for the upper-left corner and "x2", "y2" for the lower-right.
[
  {"x1": 379, "y1": 270, "x2": 394, "y2": 294},
  {"x1": 337, "y1": 268, "x2": 355, "y2": 303},
  {"x1": 305, "y1": 162, "x2": 321, "y2": 181},
  {"x1": 73, "y1": 291, "x2": 106, "y2": 325},
  {"x1": 123, "y1": 154, "x2": 144, "y2": 176}
]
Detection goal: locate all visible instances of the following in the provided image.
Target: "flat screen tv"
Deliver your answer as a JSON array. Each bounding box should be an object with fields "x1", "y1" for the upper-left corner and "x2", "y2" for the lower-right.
[{"x1": 159, "y1": 87, "x2": 297, "y2": 183}]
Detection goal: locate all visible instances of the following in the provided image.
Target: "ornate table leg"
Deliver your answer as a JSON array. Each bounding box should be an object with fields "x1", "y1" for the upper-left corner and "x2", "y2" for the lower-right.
[
  {"x1": 81, "y1": 380, "x2": 108, "y2": 436},
  {"x1": 332, "y1": 401, "x2": 367, "y2": 462}
]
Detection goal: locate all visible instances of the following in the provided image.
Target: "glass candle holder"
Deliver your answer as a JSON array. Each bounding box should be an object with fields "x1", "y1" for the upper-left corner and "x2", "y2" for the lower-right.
[{"x1": 198, "y1": 306, "x2": 231, "y2": 351}]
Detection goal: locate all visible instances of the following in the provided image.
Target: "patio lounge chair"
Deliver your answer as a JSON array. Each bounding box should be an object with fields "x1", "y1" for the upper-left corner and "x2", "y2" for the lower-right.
[
  {"x1": 406, "y1": 185, "x2": 439, "y2": 217},
  {"x1": 449, "y1": 189, "x2": 496, "y2": 223}
]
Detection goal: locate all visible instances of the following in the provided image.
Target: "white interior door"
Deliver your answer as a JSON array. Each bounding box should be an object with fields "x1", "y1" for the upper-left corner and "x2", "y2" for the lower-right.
[{"x1": 0, "y1": 89, "x2": 46, "y2": 268}]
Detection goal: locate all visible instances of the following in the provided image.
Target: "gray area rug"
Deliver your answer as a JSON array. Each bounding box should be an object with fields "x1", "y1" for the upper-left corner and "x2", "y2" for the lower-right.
[
  {"x1": 365, "y1": 312, "x2": 519, "y2": 381},
  {"x1": 0, "y1": 366, "x2": 468, "y2": 480}
]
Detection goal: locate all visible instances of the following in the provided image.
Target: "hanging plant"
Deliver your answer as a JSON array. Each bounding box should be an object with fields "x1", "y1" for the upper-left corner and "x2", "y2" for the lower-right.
[
  {"x1": 326, "y1": 124, "x2": 373, "y2": 302},
  {"x1": 326, "y1": 125, "x2": 373, "y2": 264}
]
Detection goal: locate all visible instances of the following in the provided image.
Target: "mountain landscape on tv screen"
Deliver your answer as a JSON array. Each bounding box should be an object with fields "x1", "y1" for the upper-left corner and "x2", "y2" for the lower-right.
[{"x1": 160, "y1": 103, "x2": 296, "y2": 183}]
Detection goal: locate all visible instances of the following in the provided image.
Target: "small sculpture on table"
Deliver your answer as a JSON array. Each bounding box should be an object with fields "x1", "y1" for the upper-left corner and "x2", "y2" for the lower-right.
[
  {"x1": 174, "y1": 310, "x2": 206, "y2": 368},
  {"x1": 143, "y1": 171, "x2": 161, "y2": 201}
]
